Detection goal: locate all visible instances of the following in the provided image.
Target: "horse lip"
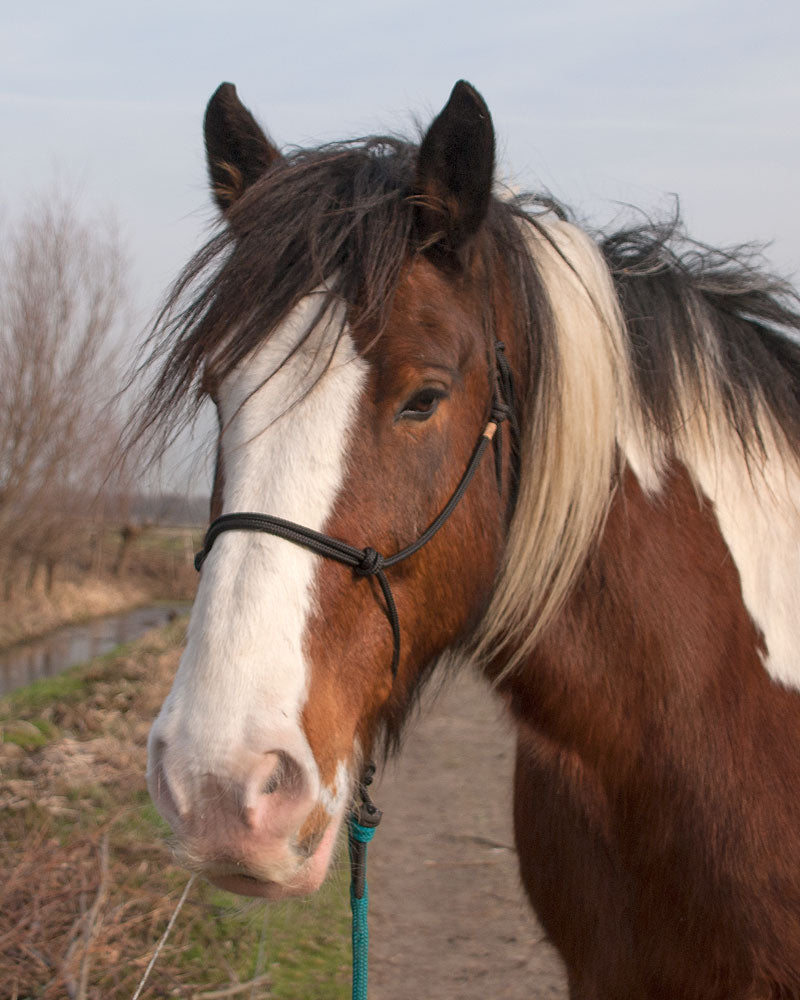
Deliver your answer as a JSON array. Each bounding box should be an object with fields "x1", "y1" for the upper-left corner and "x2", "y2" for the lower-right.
[
  {"x1": 206, "y1": 870, "x2": 315, "y2": 899},
  {"x1": 201, "y1": 850, "x2": 325, "y2": 899},
  {"x1": 202, "y1": 857, "x2": 275, "y2": 880},
  {"x1": 195, "y1": 814, "x2": 340, "y2": 899}
]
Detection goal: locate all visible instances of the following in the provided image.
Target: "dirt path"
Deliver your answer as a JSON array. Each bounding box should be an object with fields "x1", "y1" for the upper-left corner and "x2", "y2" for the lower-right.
[{"x1": 367, "y1": 669, "x2": 568, "y2": 999}]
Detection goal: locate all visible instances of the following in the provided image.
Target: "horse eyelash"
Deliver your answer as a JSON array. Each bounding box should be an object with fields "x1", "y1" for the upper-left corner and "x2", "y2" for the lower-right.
[{"x1": 396, "y1": 387, "x2": 447, "y2": 422}]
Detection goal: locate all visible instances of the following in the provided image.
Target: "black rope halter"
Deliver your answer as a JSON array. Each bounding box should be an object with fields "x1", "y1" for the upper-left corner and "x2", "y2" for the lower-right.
[{"x1": 194, "y1": 340, "x2": 518, "y2": 679}]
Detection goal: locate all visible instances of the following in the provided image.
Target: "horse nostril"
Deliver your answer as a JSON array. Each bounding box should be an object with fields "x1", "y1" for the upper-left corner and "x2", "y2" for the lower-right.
[
  {"x1": 262, "y1": 751, "x2": 304, "y2": 798},
  {"x1": 263, "y1": 768, "x2": 281, "y2": 795}
]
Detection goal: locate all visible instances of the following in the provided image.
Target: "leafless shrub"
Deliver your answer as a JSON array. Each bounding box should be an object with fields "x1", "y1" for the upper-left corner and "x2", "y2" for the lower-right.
[{"x1": 0, "y1": 193, "x2": 131, "y2": 595}]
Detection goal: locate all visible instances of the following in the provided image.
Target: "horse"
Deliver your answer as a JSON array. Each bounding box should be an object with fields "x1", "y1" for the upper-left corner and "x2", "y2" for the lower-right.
[{"x1": 143, "y1": 80, "x2": 800, "y2": 998}]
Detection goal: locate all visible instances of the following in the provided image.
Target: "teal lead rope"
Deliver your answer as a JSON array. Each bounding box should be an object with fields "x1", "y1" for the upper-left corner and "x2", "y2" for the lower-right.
[{"x1": 348, "y1": 764, "x2": 382, "y2": 1000}]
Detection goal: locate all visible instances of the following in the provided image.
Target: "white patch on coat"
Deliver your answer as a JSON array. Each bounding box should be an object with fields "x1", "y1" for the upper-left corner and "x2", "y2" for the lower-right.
[
  {"x1": 149, "y1": 292, "x2": 367, "y2": 810},
  {"x1": 678, "y1": 421, "x2": 800, "y2": 690},
  {"x1": 318, "y1": 760, "x2": 351, "y2": 817},
  {"x1": 627, "y1": 391, "x2": 800, "y2": 690}
]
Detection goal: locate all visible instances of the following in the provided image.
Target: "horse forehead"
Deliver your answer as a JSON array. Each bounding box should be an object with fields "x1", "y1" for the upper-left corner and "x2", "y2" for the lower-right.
[
  {"x1": 354, "y1": 256, "x2": 485, "y2": 376},
  {"x1": 217, "y1": 293, "x2": 360, "y2": 420},
  {"x1": 213, "y1": 296, "x2": 371, "y2": 518}
]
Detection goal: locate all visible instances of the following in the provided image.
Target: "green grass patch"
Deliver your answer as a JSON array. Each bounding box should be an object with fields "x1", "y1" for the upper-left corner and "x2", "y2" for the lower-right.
[
  {"x1": 1, "y1": 716, "x2": 58, "y2": 748},
  {"x1": 168, "y1": 851, "x2": 352, "y2": 998},
  {"x1": 206, "y1": 885, "x2": 344, "y2": 994},
  {"x1": 0, "y1": 667, "x2": 90, "y2": 720}
]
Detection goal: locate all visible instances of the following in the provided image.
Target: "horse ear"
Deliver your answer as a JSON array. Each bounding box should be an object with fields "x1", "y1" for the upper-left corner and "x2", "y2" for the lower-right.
[
  {"x1": 414, "y1": 81, "x2": 495, "y2": 262},
  {"x1": 204, "y1": 82, "x2": 282, "y2": 212}
]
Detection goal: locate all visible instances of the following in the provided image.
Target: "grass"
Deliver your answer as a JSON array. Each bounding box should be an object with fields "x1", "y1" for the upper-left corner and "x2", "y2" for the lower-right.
[
  {"x1": 1, "y1": 663, "x2": 108, "y2": 718},
  {"x1": 0, "y1": 620, "x2": 352, "y2": 999},
  {"x1": 1, "y1": 717, "x2": 57, "y2": 749}
]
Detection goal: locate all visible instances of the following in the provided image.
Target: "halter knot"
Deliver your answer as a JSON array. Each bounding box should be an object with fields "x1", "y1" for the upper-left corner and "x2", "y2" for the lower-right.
[
  {"x1": 355, "y1": 547, "x2": 384, "y2": 577},
  {"x1": 490, "y1": 401, "x2": 512, "y2": 425}
]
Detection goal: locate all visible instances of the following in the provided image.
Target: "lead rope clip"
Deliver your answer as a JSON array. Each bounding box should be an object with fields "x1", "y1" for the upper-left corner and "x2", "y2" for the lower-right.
[{"x1": 348, "y1": 763, "x2": 382, "y2": 1000}]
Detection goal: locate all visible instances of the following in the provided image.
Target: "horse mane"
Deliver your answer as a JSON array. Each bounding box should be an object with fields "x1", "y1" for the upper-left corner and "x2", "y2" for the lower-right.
[
  {"x1": 471, "y1": 215, "x2": 630, "y2": 671},
  {"x1": 137, "y1": 132, "x2": 800, "y2": 678},
  {"x1": 473, "y1": 210, "x2": 800, "y2": 673},
  {"x1": 137, "y1": 136, "x2": 573, "y2": 460},
  {"x1": 605, "y1": 218, "x2": 800, "y2": 465}
]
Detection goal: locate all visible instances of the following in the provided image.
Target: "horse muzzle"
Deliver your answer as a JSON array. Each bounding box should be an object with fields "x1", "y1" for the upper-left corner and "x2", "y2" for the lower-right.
[{"x1": 147, "y1": 738, "x2": 343, "y2": 899}]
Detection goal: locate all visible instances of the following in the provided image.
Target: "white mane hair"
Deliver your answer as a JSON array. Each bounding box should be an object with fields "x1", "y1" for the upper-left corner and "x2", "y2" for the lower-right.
[{"x1": 473, "y1": 217, "x2": 631, "y2": 673}]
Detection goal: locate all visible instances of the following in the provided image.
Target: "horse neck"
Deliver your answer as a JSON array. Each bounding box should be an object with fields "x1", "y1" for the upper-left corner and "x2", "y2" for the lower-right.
[{"x1": 495, "y1": 459, "x2": 766, "y2": 778}]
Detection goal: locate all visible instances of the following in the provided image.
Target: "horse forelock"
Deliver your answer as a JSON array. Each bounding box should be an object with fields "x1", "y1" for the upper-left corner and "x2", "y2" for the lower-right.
[{"x1": 136, "y1": 137, "x2": 419, "y2": 452}]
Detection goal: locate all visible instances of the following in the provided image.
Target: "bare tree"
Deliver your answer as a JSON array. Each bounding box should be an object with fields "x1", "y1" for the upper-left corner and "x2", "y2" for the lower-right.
[{"x1": 0, "y1": 194, "x2": 129, "y2": 595}]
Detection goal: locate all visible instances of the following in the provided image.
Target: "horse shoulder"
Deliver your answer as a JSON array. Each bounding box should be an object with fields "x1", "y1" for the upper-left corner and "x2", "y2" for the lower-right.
[{"x1": 500, "y1": 461, "x2": 800, "y2": 998}]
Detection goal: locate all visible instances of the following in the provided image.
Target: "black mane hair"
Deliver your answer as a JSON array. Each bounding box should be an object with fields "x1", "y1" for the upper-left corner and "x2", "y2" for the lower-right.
[
  {"x1": 602, "y1": 217, "x2": 800, "y2": 459},
  {"x1": 138, "y1": 137, "x2": 415, "y2": 443}
]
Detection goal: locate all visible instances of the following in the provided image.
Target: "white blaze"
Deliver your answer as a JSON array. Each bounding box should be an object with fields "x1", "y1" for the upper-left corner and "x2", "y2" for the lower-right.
[{"x1": 150, "y1": 293, "x2": 367, "y2": 808}]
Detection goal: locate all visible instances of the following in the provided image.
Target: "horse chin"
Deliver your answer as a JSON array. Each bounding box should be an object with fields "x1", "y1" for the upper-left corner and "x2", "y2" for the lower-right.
[{"x1": 201, "y1": 812, "x2": 341, "y2": 900}]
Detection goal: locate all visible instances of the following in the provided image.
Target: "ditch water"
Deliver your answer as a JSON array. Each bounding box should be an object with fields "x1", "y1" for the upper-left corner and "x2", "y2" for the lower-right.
[{"x1": 0, "y1": 603, "x2": 189, "y2": 696}]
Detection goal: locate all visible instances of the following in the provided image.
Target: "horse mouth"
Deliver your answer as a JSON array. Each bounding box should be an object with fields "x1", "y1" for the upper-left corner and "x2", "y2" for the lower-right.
[
  {"x1": 206, "y1": 871, "x2": 315, "y2": 900},
  {"x1": 199, "y1": 815, "x2": 341, "y2": 900}
]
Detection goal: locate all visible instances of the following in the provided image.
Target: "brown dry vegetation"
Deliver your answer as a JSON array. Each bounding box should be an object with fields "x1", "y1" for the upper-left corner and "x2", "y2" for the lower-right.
[
  {"x1": 0, "y1": 526, "x2": 200, "y2": 651},
  {"x1": 0, "y1": 625, "x2": 186, "y2": 998},
  {"x1": 0, "y1": 622, "x2": 351, "y2": 1000}
]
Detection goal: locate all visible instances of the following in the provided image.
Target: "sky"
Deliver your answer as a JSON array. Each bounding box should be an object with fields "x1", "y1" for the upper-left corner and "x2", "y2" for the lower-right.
[{"x1": 2, "y1": 0, "x2": 798, "y2": 485}]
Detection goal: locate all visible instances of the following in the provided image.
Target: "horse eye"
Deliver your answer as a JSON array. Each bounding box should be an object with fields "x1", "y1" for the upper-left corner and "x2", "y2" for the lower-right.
[{"x1": 398, "y1": 388, "x2": 445, "y2": 422}]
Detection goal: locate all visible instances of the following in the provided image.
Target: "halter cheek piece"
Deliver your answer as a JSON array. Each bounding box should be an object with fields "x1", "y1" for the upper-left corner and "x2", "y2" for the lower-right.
[{"x1": 194, "y1": 340, "x2": 518, "y2": 679}]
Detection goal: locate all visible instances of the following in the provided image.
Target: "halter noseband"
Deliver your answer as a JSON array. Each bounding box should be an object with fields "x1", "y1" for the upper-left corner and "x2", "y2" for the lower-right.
[{"x1": 194, "y1": 340, "x2": 518, "y2": 679}]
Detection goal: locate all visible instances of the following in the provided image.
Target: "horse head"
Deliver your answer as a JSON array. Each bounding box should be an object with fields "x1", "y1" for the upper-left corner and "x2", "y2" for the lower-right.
[{"x1": 147, "y1": 81, "x2": 520, "y2": 898}]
